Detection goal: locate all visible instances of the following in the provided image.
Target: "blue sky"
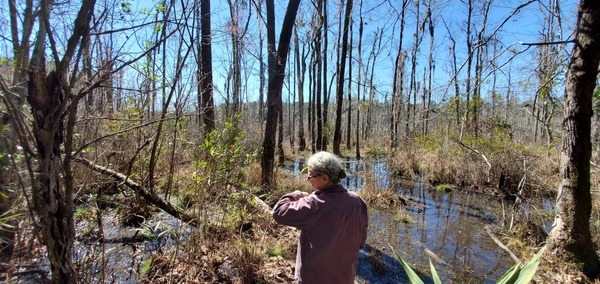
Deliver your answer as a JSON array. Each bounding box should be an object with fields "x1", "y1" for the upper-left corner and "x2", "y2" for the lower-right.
[{"x1": 0, "y1": 0, "x2": 579, "y2": 108}]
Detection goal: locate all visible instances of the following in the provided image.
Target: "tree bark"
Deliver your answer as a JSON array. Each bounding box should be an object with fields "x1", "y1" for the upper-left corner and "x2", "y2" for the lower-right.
[
  {"x1": 346, "y1": 14, "x2": 353, "y2": 151},
  {"x1": 355, "y1": 5, "x2": 364, "y2": 159},
  {"x1": 200, "y1": 0, "x2": 216, "y2": 133},
  {"x1": 321, "y1": 0, "x2": 329, "y2": 151},
  {"x1": 333, "y1": 0, "x2": 352, "y2": 155},
  {"x1": 314, "y1": 2, "x2": 324, "y2": 151},
  {"x1": 261, "y1": 0, "x2": 301, "y2": 189},
  {"x1": 546, "y1": 0, "x2": 600, "y2": 278},
  {"x1": 295, "y1": 28, "x2": 307, "y2": 151},
  {"x1": 27, "y1": 2, "x2": 97, "y2": 283},
  {"x1": 391, "y1": 0, "x2": 409, "y2": 148}
]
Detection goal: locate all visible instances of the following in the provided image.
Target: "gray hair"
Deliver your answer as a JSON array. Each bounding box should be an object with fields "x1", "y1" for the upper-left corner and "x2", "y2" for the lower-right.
[{"x1": 307, "y1": 151, "x2": 347, "y2": 183}]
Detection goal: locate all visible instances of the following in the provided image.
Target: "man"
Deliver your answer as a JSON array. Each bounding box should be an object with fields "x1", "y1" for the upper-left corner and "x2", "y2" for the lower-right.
[{"x1": 273, "y1": 151, "x2": 368, "y2": 284}]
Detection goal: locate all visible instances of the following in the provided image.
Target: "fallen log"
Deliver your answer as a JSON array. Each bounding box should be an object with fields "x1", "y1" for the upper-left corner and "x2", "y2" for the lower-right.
[{"x1": 75, "y1": 157, "x2": 199, "y2": 227}]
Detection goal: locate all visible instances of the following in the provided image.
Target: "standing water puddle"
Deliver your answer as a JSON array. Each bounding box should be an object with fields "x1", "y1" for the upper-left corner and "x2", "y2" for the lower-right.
[{"x1": 285, "y1": 158, "x2": 550, "y2": 283}]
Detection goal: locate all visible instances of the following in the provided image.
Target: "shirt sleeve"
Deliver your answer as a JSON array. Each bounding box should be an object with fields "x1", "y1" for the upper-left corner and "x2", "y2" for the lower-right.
[{"x1": 272, "y1": 191, "x2": 322, "y2": 229}]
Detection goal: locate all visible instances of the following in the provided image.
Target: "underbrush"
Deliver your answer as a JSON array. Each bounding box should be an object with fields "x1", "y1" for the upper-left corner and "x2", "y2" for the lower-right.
[{"x1": 389, "y1": 131, "x2": 560, "y2": 198}]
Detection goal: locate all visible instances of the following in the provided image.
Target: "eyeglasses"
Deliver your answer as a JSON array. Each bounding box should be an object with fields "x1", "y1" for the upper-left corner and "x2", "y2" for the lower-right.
[{"x1": 307, "y1": 175, "x2": 321, "y2": 180}]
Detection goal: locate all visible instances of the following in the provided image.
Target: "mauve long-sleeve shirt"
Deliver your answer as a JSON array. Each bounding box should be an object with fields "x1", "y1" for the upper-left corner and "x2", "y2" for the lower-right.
[{"x1": 272, "y1": 184, "x2": 368, "y2": 284}]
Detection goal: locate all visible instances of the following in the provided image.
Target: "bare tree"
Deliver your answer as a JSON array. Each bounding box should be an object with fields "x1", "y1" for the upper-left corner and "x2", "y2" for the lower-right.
[
  {"x1": 26, "y1": 2, "x2": 96, "y2": 282},
  {"x1": 321, "y1": 0, "x2": 330, "y2": 151},
  {"x1": 345, "y1": 10, "x2": 353, "y2": 150},
  {"x1": 355, "y1": 2, "x2": 364, "y2": 159},
  {"x1": 333, "y1": 0, "x2": 353, "y2": 154},
  {"x1": 199, "y1": 0, "x2": 216, "y2": 133},
  {"x1": 546, "y1": 0, "x2": 600, "y2": 278},
  {"x1": 295, "y1": 26, "x2": 308, "y2": 151},
  {"x1": 407, "y1": 0, "x2": 425, "y2": 137},
  {"x1": 363, "y1": 29, "x2": 383, "y2": 141},
  {"x1": 260, "y1": 0, "x2": 301, "y2": 189},
  {"x1": 471, "y1": 0, "x2": 491, "y2": 137},
  {"x1": 313, "y1": 2, "x2": 324, "y2": 150},
  {"x1": 391, "y1": 0, "x2": 409, "y2": 148},
  {"x1": 423, "y1": 0, "x2": 435, "y2": 135}
]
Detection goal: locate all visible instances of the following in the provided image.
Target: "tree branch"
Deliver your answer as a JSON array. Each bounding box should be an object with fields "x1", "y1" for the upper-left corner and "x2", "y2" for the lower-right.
[
  {"x1": 520, "y1": 40, "x2": 575, "y2": 46},
  {"x1": 485, "y1": 225, "x2": 521, "y2": 264}
]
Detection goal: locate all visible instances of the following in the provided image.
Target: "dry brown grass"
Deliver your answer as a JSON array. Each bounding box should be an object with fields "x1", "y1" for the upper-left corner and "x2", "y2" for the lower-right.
[
  {"x1": 536, "y1": 253, "x2": 600, "y2": 284},
  {"x1": 390, "y1": 134, "x2": 562, "y2": 199},
  {"x1": 358, "y1": 166, "x2": 409, "y2": 210}
]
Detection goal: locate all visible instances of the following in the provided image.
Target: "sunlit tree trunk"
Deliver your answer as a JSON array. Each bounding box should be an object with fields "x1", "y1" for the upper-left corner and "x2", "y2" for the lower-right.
[
  {"x1": 255, "y1": 1, "x2": 266, "y2": 121},
  {"x1": 9, "y1": 0, "x2": 35, "y2": 104},
  {"x1": 408, "y1": 0, "x2": 423, "y2": 137},
  {"x1": 148, "y1": 1, "x2": 174, "y2": 193},
  {"x1": 472, "y1": 0, "x2": 491, "y2": 138},
  {"x1": 546, "y1": 0, "x2": 600, "y2": 278},
  {"x1": 391, "y1": 0, "x2": 409, "y2": 148},
  {"x1": 364, "y1": 30, "x2": 382, "y2": 141},
  {"x1": 295, "y1": 27, "x2": 307, "y2": 151},
  {"x1": 278, "y1": 97, "x2": 284, "y2": 165},
  {"x1": 443, "y1": 20, "x2": 461, "y2": 127},
  {"x1": 227, "y1": 0, "x2": 244, "y2": 115}
]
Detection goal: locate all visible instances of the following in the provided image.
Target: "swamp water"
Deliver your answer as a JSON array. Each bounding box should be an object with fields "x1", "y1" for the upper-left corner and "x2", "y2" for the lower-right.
[{"x1": 16, "y1": 158, "x2": 551, "y2": 283}]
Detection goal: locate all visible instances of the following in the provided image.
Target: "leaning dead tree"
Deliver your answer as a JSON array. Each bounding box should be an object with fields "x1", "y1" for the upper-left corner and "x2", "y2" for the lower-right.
[{"x1": 76, "y1": 157, "x2": 199, "y2": 226}]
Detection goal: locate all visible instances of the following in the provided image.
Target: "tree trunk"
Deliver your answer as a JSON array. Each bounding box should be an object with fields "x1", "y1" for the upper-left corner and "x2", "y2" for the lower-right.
[
  {"x1": 314, "y1": 2, "x2": 324, "y2": 151},
  {"x1": 464, "y1": 0, "x2": 473, "y2": 128},
  {"x1": 295, "y1": 28, "x2": 307, "y2": 151},
  {"x1": 27, "y1": 1, "x2": 97, "y2": 282},
  {"x1": 391, "y1": 0, "x2": 409, "y2": 148},
  {"x1": 364, "y1": 30, "x2": 382, "y2": 141},
  {"x1": 261, "y1": 0, "x2": 301, "y2": 189},
  {"x1": 424, "y1": 0, "x2": 435, "y2": 136},
  {"x1": 333, "y1": 0, "x2": 352, "y2": 155},
  {"x1": 355, "y1": 6, "x2": 364, "y2": 159},
  {"x1": 546, "y1": 0, "x2": 600, "y2": 278},
  {"x1": 256, "y1": 0, "x2": 266, "y2": 121},
  {"x1": 227, "y1": 0, "x2": 243, "y2": 115},
  {"x1": 408, "y1": 0, "x2": 422, "y2": 137},
  {"x1": 200, "y1": 0, "x2": 216, "y2": 133},
  {"x1": 29, "y1": 72, "x2": 77, "y2": 284},
  {"x1": 321, "y1": 0, "x2": 329, "y2": 151},
  {"x1": 278, "y1": 95, "x2": 285, "y2": 165},
  {"x1": 346, "y1": 14, "x2": 353, "y2": 151}
]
